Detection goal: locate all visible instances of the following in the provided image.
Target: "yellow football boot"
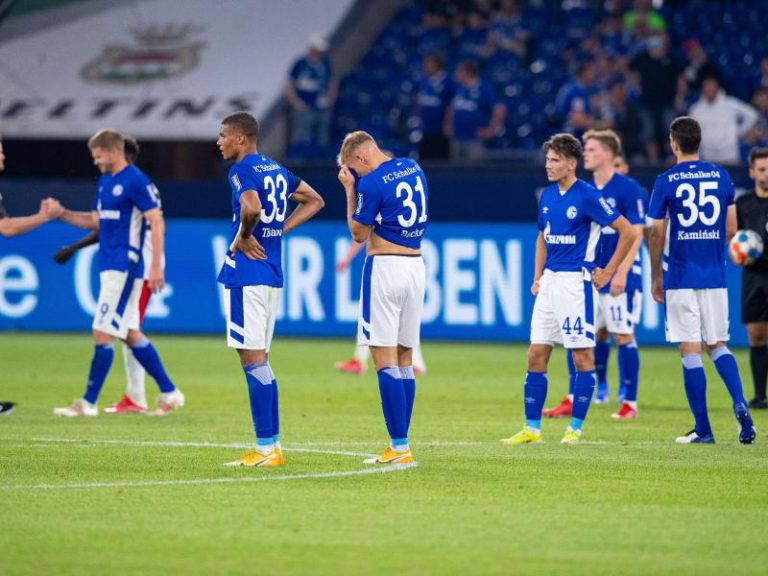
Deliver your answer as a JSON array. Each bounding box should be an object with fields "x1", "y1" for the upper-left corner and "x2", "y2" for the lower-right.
[
  {"x1": 363, "y1": 447, "x2": 414, "y2": 464},
  {"x1": 223, "y1": 449, "x2": 283, "y2": 467},
  {"x1": 560, "y1": 427, "x2": 582, "y2": 445},
  {"x1": 500, "y1": 428, "x2": 544, "y2": 445}
]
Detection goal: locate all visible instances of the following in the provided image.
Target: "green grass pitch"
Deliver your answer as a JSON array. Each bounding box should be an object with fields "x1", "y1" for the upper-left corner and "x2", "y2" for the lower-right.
[{"x1": 1, "y1": 333, "x2": 767, "y2": 576}]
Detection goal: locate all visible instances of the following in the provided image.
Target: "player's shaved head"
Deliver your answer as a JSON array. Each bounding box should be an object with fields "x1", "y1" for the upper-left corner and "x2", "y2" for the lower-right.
[
  {"x1": 88, "y1": 129, "x2": 124, "y2": 152},
  {"x1": 542, "y1": 133, "x2": 582, "y2": 161},
  {"x1": 221, "y1": 112, "x2": 259, "y2": 142},
  {"x1": 669, "y1": 116, "x2": 701, "y2": 155},
  {"x1": 583, "y1": 129, "x2": 621, "y2": 158},
  {"x1": 337, "y1": 130, "x2": 376, "y2": 166}
]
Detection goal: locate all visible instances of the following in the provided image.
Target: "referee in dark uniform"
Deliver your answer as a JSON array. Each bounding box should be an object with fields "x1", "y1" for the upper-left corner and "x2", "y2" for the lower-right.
[{"x1": 736, "y1": 147, "x2": 768, "y2": 409}]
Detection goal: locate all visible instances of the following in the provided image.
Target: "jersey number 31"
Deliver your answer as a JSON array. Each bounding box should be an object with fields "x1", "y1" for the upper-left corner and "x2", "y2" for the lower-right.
[{"x1": 396, "y1": 176, "x2": 427, "y2": 228}]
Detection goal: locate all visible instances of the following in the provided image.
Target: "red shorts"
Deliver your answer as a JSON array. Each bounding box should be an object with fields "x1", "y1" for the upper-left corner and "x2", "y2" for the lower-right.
[{"x1": 138, "y1": 281, "x2": 152, "y2": 324}]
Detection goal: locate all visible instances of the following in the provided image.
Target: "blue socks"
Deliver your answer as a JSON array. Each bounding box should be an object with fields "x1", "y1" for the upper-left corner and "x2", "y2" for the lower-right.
[
  {"x1": 570, "y1": 371, "x2": 596, "y2": 430},
  {"x1": 243, "y1": 362, "x2": 275, "y2": 446},
  {"x1": 400, "y1": 366, "x2": 416, "y2": 432},
  {"x1": 594, "y1": 341, "x2": 611, "y2": 388},
  {"x1": 618, "y1": 341, "x2": 640, "y2": 402},
  {"x1": 524, "y1": 371, "x2": 548, "y2": 430},
  {"x1": 83, "y1": 343, "x2": 115, "y2": 404},
  {"x1": 710, "y1": 347, "x2": 747, "y2": 408},
  {"x1": 129, "y1": 335, "x2": 175, "y2": 393},
  {"x1": 269, "y1": 364, "x2": 280, "y2": 444},
  {"x1": 566, "y1": 350, "x2": 576, "y2": 396},
  {"x1": 682, "y1": 354, "x2": 712, "y2": 437},
  {"x1": 377, "y1": 366, "x2": 408, "y2": 446}
]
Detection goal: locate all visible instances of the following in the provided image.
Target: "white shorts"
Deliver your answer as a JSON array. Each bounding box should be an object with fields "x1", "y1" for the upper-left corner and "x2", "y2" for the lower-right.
[
  {"x1": 665, "y1": 288, "x2": 729, "y2": 345},
  {"x1": 595, "y1": 290, "x2": 642, "y2": 334},
  {"x1": 530, "y1": 269, "x2": 597, "y2": 349},
  {"x1": 224, "y1": 285, "x2": 281, "y2": 350},
  {"x1": 92, "y1": 271, "x2": 143, "y2": 339},
  {"x1": 358, "y1": 255, "x2": 425, "y2": 348}
]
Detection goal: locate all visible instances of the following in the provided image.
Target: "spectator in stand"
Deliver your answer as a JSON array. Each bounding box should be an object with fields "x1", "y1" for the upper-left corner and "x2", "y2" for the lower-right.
[
  {"x1": 599, "y1": 11, "x2": 630, "y2": 57},
  {"x1": 445, "y1": 59, "x2": 507, "y2": 160},
  {"x1": 600, "y1": 77, "x2": 644, "y2": 160},
  {"x1": 554, "y1": 61, "x2": 597, "y2": 139},
  {"x1": 689, "y1": 76, "x2": 758, "y2": 165},
  {"x1": 416, "y1": 52, "x2": 452, "y2": 160},
  {"x1": 283, "y1": 33, "x2": 337, "y2": 157},
  {"x1": 486, "y1": 0, "x2": 529, "y2": 66},
  {"x1": 623, "y1": 0, "x2": 666, "y2": 37},
  {"x1": 745, "y1": 88, "x2": 768, "y2": 148},
  {"x1": 455, "y1": 9, "x2": 490, "y2": 62},
  {"x1": 681, "y1": 38, "x2": 720, "y2": 95},
  {"x1": 629, "y1": 32, "x2": 685, "y2": 162},
  {"x1": 748, "y1": 55, "x2": 768, "y2": 99}
]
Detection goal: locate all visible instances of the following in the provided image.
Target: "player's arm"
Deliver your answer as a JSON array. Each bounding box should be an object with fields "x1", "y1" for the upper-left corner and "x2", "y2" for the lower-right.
[
  {"x1": 60, "y1": 208, "x2": 99, "y2": 230},
  {"x1": 0, "y1": 213, "x2": 50, "y2": 237},
  {"x1": 338, "y1": 165, "x2": 372, "y2": 243},
  {"x1": 284, "y1": 180, "x2": 325, "y2": 235},
  {"x1": 336, "y1": 239, "x2": 365, "y2": 273},
  {"x1": 593, "y1": 215, "x2": 635, "y2": 290},
  {"x1": 54, "y1": 230, "x2": 99, "y2": 264},
  {"x1": 531, "y1": 231, "x2": 546, "y2": 296},
  {"x1": 231, "y1": 189, "x2": 266, "y2": 260},
  {"x1": 726, "y1": 203, "x2": 738, "y2": 243},
  {"x1": 143, "y1": 208, "x2": 166, "y2": 293},
  {"x1": 648, "y1": 218, "x2": 667, "y2": 303},
  {"x1": 610, "y1": 223, "x2": 644, "y2": 296}
]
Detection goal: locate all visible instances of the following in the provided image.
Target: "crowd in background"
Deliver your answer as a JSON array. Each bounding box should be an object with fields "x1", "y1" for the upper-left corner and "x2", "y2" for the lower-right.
[{"x1": 284, "y1": 0, "x2": 768, "y2": 165}]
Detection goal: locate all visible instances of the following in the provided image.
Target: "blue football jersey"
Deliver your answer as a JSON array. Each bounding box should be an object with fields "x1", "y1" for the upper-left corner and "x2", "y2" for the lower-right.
[
  {"x1": 450, "y1": 80, "x2": 496, "y2": 142},
  {"x1": 594, "y1": 173, "x2": 645, "y2": 293},
  {"x1": 353, "y1": 158, "x2": 429, "y2": 250},
  {"x1": 92, "y1": 164, "x2": 159, "y2": 274},
  {"x1": 418, "y1": 71, "x2": 452, "y2": 136},
  {"x1": 217, "y1": 154, "x2": 300, "y2": 289},
  {"x1": 648, "y1": 160, "x2": 734, "y2": 290},
  {"x1": 538, "y1": 179, "x2": 619, "y2": 272}
]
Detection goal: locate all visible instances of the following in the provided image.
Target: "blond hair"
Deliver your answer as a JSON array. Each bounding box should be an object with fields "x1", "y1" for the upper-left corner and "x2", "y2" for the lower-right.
[
  {"x1": 337, "y1": 130, "x2": 376, "y2": 166},
  {"x1": 582, "y1": 129, "x2": 622, "y2": 158},
  {"x1": 88, "y1": 129, "x2": 124, "y2": 152}
]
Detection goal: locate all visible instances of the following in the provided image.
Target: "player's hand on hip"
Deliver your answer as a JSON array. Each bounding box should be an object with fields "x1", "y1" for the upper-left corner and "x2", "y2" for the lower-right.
[
  {"x1": 530, "y1": 279, "x2": 540, "y2": 296},
  {"x1": 651, "y1": 276, "x2": 664, "y2": 304},
  {"x1": 232, "y1": 235, "x2": 266, "y2": 260}
]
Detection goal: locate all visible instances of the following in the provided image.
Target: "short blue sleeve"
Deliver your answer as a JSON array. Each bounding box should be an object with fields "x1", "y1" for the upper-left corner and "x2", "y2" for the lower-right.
[
  {"x1": 229, "y1": 164, "x2": 260, "y2": 201},
  {"x1": 284, "y1": 169, "x2": 301, "y2": 197},
  {"x1": 584, "y1": 188, "x2": 619, "y2": 227},
  {"x1": 622, "y1": 180, "x2": 644, "y2": 225},
  {"x1": 648, "y1": 175, "x2": 668, "y2": 219},
  {"x1": 352, "y1": 178, "x2": 380, "y2": 226},
  {"x1": 129, "y1": 172, "x2": 161, "y2": 213},
  {"x1": 723, "y1": 171, "x2": 735, "y2": 205}
]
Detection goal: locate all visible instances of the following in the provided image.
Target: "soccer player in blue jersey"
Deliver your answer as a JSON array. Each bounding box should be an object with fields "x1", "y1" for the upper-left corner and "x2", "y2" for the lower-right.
[
  {"x1": 648, "y1": 116, "x2": 756, "y2": 444},
  {"x1": 52, "y1": 129, "x2": 184, "y2": 417},
  {"x1": 217, "y1": 112, "x2": 324, "y2": 467},
  {"x1": 337, "y1": 130, "x2": 428, "y2": 464},
  {"x1": 545, "y1": 130, "x2": 646, "y2": 418},
  {"x1": 501, "y1": 133, "x2": 635, "y2": 445}
]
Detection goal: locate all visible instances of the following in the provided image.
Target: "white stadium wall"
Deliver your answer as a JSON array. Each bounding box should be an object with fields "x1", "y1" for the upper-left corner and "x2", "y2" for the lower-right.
[{"x1": 0, "y1": 0, "x2": 355, "y2": 140}]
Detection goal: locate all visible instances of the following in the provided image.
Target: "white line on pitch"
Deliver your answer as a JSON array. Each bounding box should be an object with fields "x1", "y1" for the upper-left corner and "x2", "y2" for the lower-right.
[
  {"x1": 0, "y1": 463, "x2": 418, "y2": 491},
  {"x1": 27, "y1": 437, "x2": 373, "y2": 457}
]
